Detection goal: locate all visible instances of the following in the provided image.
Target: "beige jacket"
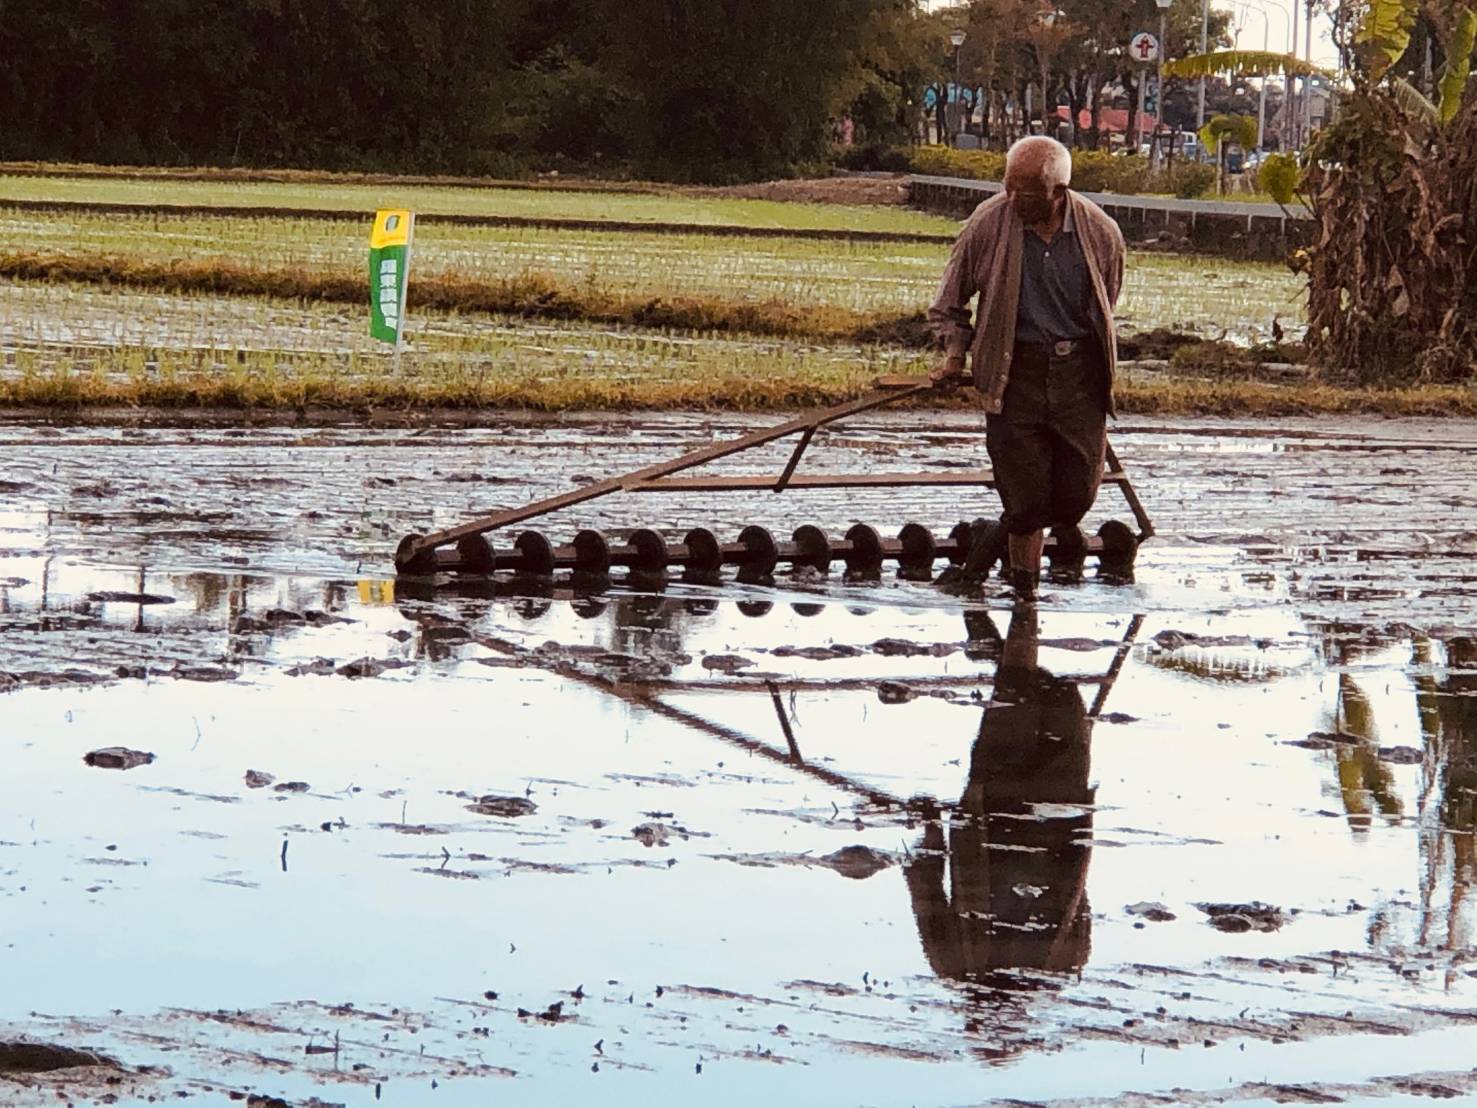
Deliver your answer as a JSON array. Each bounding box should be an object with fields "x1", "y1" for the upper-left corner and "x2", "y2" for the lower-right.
[{"x1": 928, "y1": 189, "x2": 1126, "y2": 415}]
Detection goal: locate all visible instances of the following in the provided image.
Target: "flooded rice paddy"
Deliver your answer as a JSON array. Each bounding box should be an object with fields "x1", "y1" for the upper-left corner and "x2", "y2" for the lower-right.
[{"x1": 2, "y1": 412, "x2": 1475, "y2": 1106}]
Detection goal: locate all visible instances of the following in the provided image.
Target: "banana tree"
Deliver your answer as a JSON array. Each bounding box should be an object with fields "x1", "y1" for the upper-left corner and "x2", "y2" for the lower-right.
[
  {"x1": 1162, "y1": 49, "x2": 1329, "y2": 82},
  {"x1": 1433, "y1": 5, "x2": 1476, "y2": 124},
  {"x1": 1165, "y1": 0, "x2": 1476, "y2": 127},
  {"x1": 1163, "y1": 50, "x2": 1331, "y2": 155},
  {"x1": 1175, "y1": 0, "x2": 1477, "y2": 385},
  {"x1": 1350, "y1": 0, "x2": 1475, "y2": 122},
  {"x1": 1308, "y1": 0, "x2": 1477, "y2": 383}
]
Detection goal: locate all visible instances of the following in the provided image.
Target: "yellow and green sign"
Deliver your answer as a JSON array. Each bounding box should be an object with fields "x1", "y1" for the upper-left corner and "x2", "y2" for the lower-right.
[{"x1": 369, "y1": 209, "x2": 414, "y2": 345}]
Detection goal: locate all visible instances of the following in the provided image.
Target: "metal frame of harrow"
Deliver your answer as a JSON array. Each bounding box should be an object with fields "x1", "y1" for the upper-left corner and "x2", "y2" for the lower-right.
[{"x1": 394, "y1": 379, "x2": 1155, "y2": 581}]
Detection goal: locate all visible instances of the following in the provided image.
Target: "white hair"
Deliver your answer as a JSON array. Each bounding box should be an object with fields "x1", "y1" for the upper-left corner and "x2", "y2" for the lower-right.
[{"x1": 1005, "y1": 136, "x2": 1072, "y2": 190}]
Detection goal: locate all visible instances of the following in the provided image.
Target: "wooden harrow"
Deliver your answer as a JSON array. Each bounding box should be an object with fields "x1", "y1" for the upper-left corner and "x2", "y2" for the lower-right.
[{"x1": 394, "y1": 378, "x2": 1154, "y2": 582}]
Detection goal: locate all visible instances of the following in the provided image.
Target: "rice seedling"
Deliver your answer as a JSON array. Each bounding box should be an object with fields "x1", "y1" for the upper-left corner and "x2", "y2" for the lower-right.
[
  {"x1": 0, "y1": 279, "x2": 1460, "y2": 417},
  {"x1": 0, "y1": 174, "x2": 959, "y2": 235},
  {"x1": 3, "y1": 205, "x2": 1306, "y2": 340},
  {"x1": 2, "y1": 339, "x2": 1466, "y2": 416}
]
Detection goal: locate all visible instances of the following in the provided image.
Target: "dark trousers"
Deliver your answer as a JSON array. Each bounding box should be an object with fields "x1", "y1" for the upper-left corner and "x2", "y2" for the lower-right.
[{"x1": 986, "y1": 340, "x2": 1108, "y2": 537}]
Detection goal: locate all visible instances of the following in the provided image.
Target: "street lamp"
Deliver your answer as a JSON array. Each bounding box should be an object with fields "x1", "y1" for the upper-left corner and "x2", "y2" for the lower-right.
[
  {"x1": 950, "y1": 30, "x2": 967, "y2": 144},
  {"x1": 1240, "y1": 0, "x2": 1289, "y2": 149}
]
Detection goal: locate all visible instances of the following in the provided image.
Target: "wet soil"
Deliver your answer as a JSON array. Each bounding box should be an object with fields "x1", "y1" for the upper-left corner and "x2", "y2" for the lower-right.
[{"x1": 1, "y1": 411, "x2": 1476, "y2": 1105}]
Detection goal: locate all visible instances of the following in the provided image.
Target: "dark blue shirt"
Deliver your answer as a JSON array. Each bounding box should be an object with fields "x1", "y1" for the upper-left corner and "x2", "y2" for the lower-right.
[{"x1": 1015, "y1": 206, "x2": 1096, "y2": 345}]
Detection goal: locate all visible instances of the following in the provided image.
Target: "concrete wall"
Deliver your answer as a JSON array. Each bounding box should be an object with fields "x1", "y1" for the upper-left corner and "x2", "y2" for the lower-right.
[{"x1": 908, "y1": 175, "x2": 1311, "y2": 262}]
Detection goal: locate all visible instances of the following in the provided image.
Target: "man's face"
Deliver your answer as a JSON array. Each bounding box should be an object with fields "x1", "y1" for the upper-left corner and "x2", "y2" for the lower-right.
[{"x1": 1007, "y1": 180, "x2": 1061, "y2": 225}]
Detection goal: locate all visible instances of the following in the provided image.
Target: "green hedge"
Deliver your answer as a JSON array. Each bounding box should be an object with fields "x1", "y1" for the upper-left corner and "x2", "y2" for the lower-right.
[
  {"x1": 840, "y1": 144, "x2": 1218, "y2": 199},
  {"x1": 906, "y1": 146, "x2": 1008, "y2": 180}
]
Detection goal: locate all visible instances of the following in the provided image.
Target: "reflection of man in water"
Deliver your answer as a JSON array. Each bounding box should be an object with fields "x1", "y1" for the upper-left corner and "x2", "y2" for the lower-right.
[{"x1": 906, "y1": 607, "x2": 1095, "y2": 978}]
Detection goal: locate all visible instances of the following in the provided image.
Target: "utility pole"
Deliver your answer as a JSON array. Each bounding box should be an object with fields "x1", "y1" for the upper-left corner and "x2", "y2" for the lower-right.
[
  {"x1": 1155, "y1": 0, "x2": 1172, "y2": 165},
  {"x1": 1303, "y1": 0, "x2": 1315, "y2": 140},
  {"x1": 1196, "y1": 0, "x2": 1209, "y2": 146},
  {"x1": 1288, "y1": 0, "x2": 1299, "y2": 148},
  {"x1": 950, "y1": 29, "x2": 967, "y2": 145}
]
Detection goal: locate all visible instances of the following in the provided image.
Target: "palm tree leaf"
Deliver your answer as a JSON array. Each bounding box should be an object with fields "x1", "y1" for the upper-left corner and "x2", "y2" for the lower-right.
[
  {"x1": 1436, "y1": 5, "x2": 1477, "y2": 125},
  {"x1": 1163, "y1": 50, "x2": 1330, "y2": 80},
  {"x1": 1352, "y1": 0, "x2": 1419, "y2": 81}
]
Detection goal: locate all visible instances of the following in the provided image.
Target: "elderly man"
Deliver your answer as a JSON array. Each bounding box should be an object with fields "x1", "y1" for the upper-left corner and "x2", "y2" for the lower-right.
[{"x1": 928, "y1": 136, "x2": 1126, "y2": 598}]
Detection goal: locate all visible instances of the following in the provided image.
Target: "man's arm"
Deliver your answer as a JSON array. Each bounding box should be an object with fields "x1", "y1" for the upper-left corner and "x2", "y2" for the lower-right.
[
  {"x1": 1103, "y1": 219, "x2": 1127, "y2": 310},
  {"x1": 927, "y1": 225, "x2": 980, "y2": 386}
]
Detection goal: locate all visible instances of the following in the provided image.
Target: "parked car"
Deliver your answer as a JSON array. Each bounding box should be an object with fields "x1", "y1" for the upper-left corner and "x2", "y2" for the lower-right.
[{"x1": 1143, "y1": 131, "x2": 1203, "y2": 161}]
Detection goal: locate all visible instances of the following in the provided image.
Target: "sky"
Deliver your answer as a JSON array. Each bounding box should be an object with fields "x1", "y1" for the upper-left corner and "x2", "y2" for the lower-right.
[{"x1": 1226, "y1": 0, "x2": 1341, "y2": 67}]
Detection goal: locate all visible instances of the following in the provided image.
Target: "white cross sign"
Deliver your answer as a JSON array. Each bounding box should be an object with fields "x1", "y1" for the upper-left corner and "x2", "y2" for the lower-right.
[{"x1": 1130, "y1": 32, "x2": 1159, "y2": 64}]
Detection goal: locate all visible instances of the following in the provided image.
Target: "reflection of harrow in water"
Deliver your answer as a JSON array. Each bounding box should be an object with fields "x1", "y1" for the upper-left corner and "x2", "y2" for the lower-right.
[
  {"x1": 403, "y1": 591, "x2": 1143, "y2": 809},
  {"x1": 394, "y1": 380, "x2": 1154, "y2": 585}
]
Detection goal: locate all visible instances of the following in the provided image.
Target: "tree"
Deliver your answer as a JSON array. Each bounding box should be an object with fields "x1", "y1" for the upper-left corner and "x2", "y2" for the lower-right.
[
  {"x1": 847, "y1": 1, "x2": 951, "y2": 144},
  {"x1": 593, "y1": 0, "x2": 929, "y2": 180},
  {"x1": 1166, "y1": 1, "x2": 1477, "y2": 383},
  {"x1": 1299, "y1": 0, "x2": 1476, "y2": 381},
  {"x1": 1196, "y1": 112, "x2": 1258, "y2": 191},
  {"x1": 1047, "y1": 0, "x2": 1230, "y2": 148}
]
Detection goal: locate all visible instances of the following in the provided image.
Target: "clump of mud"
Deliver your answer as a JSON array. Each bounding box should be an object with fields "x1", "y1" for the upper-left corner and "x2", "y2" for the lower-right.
[
  {"x1": 701, "y1": 654, "x2": 755, "y2": 674},
  {"x1": 0, "y1": 1040, "x2": 117, "y2": 1073},
  {"x1": 82, "y1": 746, "x2": 155, "y2": 770},
  {"x1": 1125, "y1": 901, "x2": 1177, "y2": 923},
  {"x1": 817, "y1": 845, "x2": 894, "y2": 880},
  {"x1": 633, "y1": 822, "x2": 685, "y2": 847},
  {"x1": 1196, "y1": 902, "x2": 1288, "y2": 932},
  {"x1": 468, "y1": 795, "x2": 537, "y2": 818},
  {"x1": 85, "y1": 590, "x2": 176, "y2": 605}
]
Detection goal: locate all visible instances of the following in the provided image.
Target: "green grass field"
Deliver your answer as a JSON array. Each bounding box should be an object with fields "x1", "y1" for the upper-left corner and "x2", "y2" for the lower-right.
[{"x1": 0, "y1": 173, "x2": 960, "y2": 235}]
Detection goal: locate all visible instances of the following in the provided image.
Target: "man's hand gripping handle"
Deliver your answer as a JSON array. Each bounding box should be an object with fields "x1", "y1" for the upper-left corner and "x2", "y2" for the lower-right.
[{"x1": 929, "y1": 354, "x2": 967, "y2": 390}]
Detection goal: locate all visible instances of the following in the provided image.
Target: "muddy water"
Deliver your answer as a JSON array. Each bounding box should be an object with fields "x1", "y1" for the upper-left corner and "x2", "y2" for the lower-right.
[{"x1": 1, "y1": 413, "x2": 1476, "y2": 1106}]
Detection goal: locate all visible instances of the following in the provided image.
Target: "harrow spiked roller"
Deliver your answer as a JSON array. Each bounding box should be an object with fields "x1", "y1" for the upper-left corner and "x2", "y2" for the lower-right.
[{"x1": 395, "y1": 377, "x2": 1154, "y2": 583}]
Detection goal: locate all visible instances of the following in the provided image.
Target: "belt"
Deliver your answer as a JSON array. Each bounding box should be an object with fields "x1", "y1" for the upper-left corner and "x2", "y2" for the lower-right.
[{"x1": 1016, "y1": 338, "x2": 1090, "y2": 357}]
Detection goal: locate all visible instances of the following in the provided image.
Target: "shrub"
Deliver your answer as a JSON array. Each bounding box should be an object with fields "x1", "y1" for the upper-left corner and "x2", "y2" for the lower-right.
[
  {"x1": 838, "y1": 143, "x2": 1222, "y2": 200},
  {"x1": 907, "y1": 146, "x2": 1008, "y2": 181},
  {"x1": 1169, "y1": 163, "x2": 1217, "y2": 199},
  {"x1": 1258, "y1": 153, "x2": 1300, "y2": 205},
  {"x1": 1069, "y1": 151, "x2": 1151, "y2": 194},
  {"x1": 834, "y1": 142, "x2": 914, "y2": 173},
  {"x1": 904, "y1": 145, "x2": 1153, "y2": 194}
]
